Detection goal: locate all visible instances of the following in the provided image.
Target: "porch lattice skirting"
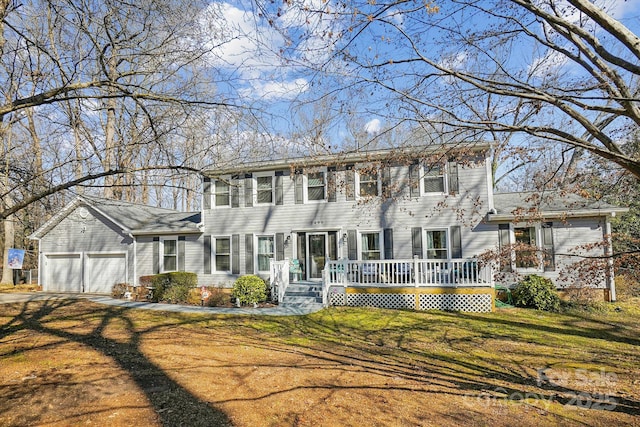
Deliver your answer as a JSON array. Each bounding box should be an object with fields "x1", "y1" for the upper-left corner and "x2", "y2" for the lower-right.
[{"x1": 329, "y1": 287, "x2": 495, "y2": 312}]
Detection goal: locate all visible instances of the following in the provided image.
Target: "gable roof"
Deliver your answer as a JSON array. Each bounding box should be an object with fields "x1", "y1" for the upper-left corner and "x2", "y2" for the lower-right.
[
  {"x1": 488, "y1": 191, "x2": 627, "y2": 221},
  {"x1": 30, "y1": 195, "x2": 202, "y2": 239}
]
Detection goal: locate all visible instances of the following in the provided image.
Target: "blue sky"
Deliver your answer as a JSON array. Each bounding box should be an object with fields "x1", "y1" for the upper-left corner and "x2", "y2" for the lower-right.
[{"x1": 197, "y1": 0, "x2": 640, "y2": 150}]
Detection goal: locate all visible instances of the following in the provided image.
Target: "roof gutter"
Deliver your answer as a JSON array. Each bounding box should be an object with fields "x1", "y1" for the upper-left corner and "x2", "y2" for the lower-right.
[{"x1": 486, "y1": 207, "x2": 629, "y2": 222}]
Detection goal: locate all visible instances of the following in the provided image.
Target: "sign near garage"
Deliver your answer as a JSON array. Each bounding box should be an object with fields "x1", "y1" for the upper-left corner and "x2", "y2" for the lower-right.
[{"x1": 7, "y1": 249, "x2": 25, "y2": 269}]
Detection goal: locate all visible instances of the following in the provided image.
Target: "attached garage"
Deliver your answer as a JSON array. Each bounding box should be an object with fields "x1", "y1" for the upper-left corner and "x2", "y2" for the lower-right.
[
  {"x1": 85, "y1": 253, "x2": 127, "y2": 294},
  {"x1": 44, "y1": 253, "x2": 82, "y2": 292}
]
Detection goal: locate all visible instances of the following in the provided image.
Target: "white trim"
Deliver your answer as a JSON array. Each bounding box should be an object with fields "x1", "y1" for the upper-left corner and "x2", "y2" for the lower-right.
[
  {"x1": 358, "y1": 230, "x2": 384, "y2": 260},
  {"x1": 304, "y1": 168, "x2": 327, "y2": 203},
  {"x1": 256, "y1": 234, "x2": 275, "y2": 272},
  {"x1": 213, "y1": 235, "x2": 232, "y2": 273},
  {"x1": 160, "y1": 236, "x2": 178, "y2": 273},
  {"x1": 254, "y1": 171, "x2": 275, "y2": 205},
  {"x1": 424, "y1": 228, "x2": 449, "y2": 260},
  {"x1": 213, "y1": 177, "x2": 231, "y2": 208},
  {"x1": 355, "y1": 168, "x2": 381, "y2": 199},
  {"x1": 420, "y1": 163, "x2": 448, "y2": 196}
]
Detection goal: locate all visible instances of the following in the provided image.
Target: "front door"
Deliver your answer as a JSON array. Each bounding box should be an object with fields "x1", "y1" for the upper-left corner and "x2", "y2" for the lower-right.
[{"x1": 307, "y1": 233, "x2": 327, "y2": 280}]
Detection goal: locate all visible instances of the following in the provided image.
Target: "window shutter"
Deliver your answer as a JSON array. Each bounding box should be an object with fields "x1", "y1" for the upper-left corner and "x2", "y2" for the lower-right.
[
  {"x1": 231, "y1": 175, "x2": 239, "y2": 208},
  {"x1": 451, "y1": 225, "x2": 462, "y2": 258},
  {"x1": 542, "y1": 222, "x2": 555, "y2": 271},
  {"x1": 345, "y1": 165, "x2": 355, "y2": 201},
  {"x1": 232, "y1": 234, "x2": 240, "y2": 274},
  {"x1": 347, "y1": 230, "x2": 358, "y2": 260},
  {"x1": 327, "y1": 167, "x2": 337, "y2": 202},
  {"x1": 384, "y1": 228, "x2": 394, "y2": 259},
  {"x1": 409, "y1": 163, "x2": 420, "y2": 197},
  {"x1": 381, "y1": 167, "x2": 391, "y2": 198},
  {"x1": 152, "y1": 237, "x2": 160, "y2": 274},
  {"x1": 203, "y1": 178, "x2": 211, "y2": 209},
  {"x1": 498, "y1": 224, "x2": 512, "y2": 273},
  {"x1": 244, "y1": 174, "x2": 253, "y2": 207},
  {"x1": 245, "y1": 234, "x2": 254, "y2": 274},
  {"x1": 276, "y1": 233, "x2": 285, "y2": 261},
  {"x1": 294, "y1": 171, "x2": 304, "y2": 204},
  {"x1": 203, "y1": 235, "x2": 212, "y2": 274},
  {"x1": 448, "y1": 161, "x2": 459, "y2": 194},
  {"x1": 178, "y1": 236, "x2": 186, "y2": 272},
  {"x1": 275, "y1": 174, "x2": 284, "y2": 205},
  {"x1": 411, "y1": 227, "x2": 423, "y2": 258}
]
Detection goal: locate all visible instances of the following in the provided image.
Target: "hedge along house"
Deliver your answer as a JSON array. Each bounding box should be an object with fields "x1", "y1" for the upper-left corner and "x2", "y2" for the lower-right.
[
  {"x1": 29, "y1": 143, "x2": 625, "y2": 311},
  {"x1": 30, "y1": 196, "x2": 201, "y2": 293}
]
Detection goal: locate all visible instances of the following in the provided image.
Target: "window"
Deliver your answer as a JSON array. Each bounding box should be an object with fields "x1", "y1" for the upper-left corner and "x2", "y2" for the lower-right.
[
  {"x1": 162, "y1": 238, "x2": 177, "y2": 272},
  {"x1": 359, "y1": 171, "x2": 379, "y2": 197},
  {"x1": 361, "y1": 232, "x2": 381, "y2": 260},
  {"x1": 423, "y1": 165, "x2": 445, "y2": 193},
  {"x1": 257, "y1": 236, "x2": 274, "y2": 271},
  {"x1": 307, "y1": 172, "x2": 325, "y2": 201},
  {"x1": 214, "y1": 180, "x2": 230, "y2": 206},
  {"x1": 256, "y1": 176, "x2": 273, "y2": 204},
  {"x1": 214, "y1": 237, "x2": 231, "y2": 272},
  {"x1": 514, "y1": 226, "x2": 537, "y2": 268},
  {"x1": 426, "y1": 230, "x2": 448, "y2": 259}
]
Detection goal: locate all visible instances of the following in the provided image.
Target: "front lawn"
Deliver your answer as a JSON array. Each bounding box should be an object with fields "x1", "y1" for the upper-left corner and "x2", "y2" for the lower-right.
[{"x1": 0, "y1": 298, "x2": 638, "y2": 426}]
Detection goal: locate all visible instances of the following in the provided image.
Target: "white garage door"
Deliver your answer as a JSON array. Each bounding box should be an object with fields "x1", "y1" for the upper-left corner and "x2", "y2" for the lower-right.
[
  {"x1": 45, "y1": 254, "x2": 82, "y2": 292},
  {"x1": 85, "y1": 254, "x2": 126, "y2": 294}
]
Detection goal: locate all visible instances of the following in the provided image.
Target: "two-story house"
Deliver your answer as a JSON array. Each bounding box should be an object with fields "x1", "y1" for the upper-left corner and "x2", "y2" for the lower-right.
[{"x1": 30, "y1": 143, "x2": 626, "y2": 311}]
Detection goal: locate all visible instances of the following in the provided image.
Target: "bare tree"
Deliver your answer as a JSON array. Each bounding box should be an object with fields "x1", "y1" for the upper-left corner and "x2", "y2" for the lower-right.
[{"x1": 260, "y1": 0, "x2": 640, "y2": 179}]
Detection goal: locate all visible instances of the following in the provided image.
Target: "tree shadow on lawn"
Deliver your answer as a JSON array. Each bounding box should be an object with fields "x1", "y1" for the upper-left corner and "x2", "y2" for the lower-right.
[
  {"x1": 0, "y1": 298, "x2": 232, "y2": 427},
  {"x1": 239, "y1": 307, "x2": 640, "y2": 417}
]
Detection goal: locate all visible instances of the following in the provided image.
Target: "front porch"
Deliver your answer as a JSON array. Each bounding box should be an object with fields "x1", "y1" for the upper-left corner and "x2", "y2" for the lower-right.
[{"x1": 270, "y1": 258, "x2": 495, "y2": 312}]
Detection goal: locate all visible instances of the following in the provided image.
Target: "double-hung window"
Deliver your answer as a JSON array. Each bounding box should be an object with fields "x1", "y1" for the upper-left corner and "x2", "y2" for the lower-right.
[
  {"x1": 361, "y1": 232, "x2": 381, "y2": 260},
  {"x1": 256, "y1": 176, "x2": 273, "y2": 204},
  {"x1": 423, "y1": 165, "x2": 445, "y2": 193},
  {"x1": 426, "y1": 230, "x2": 448, "y2": 259},
  {"x1": 514, "y1": 226, "x2": 537, "y2": 268},
  {"x1": 215, "y1": 237, "x2": 231, "y2": 272},
  {"x1": 307, "y1": 172, "x2": 325, "y2": 201},
  {"x1": 162, "y1": 238, "x2": 178, "y2": 272},
  {"x1": 257, "y1": 236, "x2": 274, "y2": 271},
  {"x1": 359, "y1": 171, "x2": 379, "y2": 197},
  {"x1": 214, "y1": 180, "x2": 230, "y2": 207}
]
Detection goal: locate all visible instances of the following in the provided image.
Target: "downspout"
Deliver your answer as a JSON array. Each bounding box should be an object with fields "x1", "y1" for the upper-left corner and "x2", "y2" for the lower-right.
[
  {"x1": 129, "y1": 232, "x2": 137, "y2": 287},
  {"x1": 604, "y1": 216, "x2": 616, "y2": 302}
]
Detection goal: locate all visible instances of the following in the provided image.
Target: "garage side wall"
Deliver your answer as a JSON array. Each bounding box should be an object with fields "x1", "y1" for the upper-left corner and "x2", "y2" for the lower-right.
[{"x1": 39, "y1": 207, "x2": 133, "y2": 292}]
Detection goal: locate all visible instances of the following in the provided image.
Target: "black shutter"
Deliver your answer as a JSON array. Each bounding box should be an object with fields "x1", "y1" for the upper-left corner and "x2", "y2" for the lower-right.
[
  {"x1": 245, "y1": 234, "x2": 254, "y2": 274},
  {"x1": 203, "y1": 235, "x2": 212, "y2": 274},
  {"x1": 295, "y1": 171, "x2": 304, "y2": 204},
  {"x1": 345, "y1": 165, "x2": 355, "y2": 201},
  {"x1": 232, "y1": 234, "x2": 240, "y2": 274},
  {"x1": 203, "y1": 178, "x2": 211, "y2": 209},
  {"x1": 276, "y1": 233, "x2": 285, "y2": 261},
  {"x1": 152, "y1": 237, "x2": 160, "y2": 274},
  {"x1": 498, "y1": 224, "x2": 512, "y2": 273},
  {"x1": 244, "y1": 174, "x2": 253, "y2": 207},
  {"x1": 178, "y1": 236, "x2": 186, "y2": 272},
  {"x1": 381, "y1": 167, "x2": 391, "y2": 198},
  {"x1": 409, "y1": 163, "x2": 420, "y2": 197},
  {"x1": 231, "y1": 175, "x2": 240, "y2": 208},
  {"x1": 542, "y1": 222, "x2": 555, "y2": 271},
  {"x1": 384, "y1": 228, "x2": 394, "y2": 259},
  {"x1": 347, "y1": 230, "x2": 358, "y2": 260},
  {"x1": 327, "y1": 167, "x2": 337, "y2": 202},
  {"x1": 275, "y1": 173, "x2": 284, "y2": 205},
  {"x1": 448, "y1": 161, "x2": 459, "y2": 194},
  {"x1": 451, "y1": 225, "x2": 462, "y2": 258},
  {"x1": 411, "y1": 227, "x2": 423, "y2": 258}
]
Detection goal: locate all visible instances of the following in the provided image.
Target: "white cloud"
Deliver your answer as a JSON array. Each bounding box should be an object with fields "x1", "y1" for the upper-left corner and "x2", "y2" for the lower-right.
[
  {"x1": 364, "y1": 119, "x2": 381, "y2": 134},
  {"x1": 240, "y1": 79, "x2": 310, "y2": 101},
  {"x1": 528, "y1": 49, "x2": 570, "y2": 78}
]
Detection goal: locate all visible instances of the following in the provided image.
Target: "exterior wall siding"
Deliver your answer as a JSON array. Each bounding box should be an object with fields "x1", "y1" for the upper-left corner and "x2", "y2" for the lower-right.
[{"x1": 38, "y1": 206, "x2": 133, "y2": 288}]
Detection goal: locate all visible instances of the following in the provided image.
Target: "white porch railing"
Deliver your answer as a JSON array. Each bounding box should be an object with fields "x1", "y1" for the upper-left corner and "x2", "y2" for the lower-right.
[
  {"x1": 269, "y1": 259, "x2": 290, "y2": 302},
  {"x1": 324, "y1": 258, "x2": 493, "y2": 288}
]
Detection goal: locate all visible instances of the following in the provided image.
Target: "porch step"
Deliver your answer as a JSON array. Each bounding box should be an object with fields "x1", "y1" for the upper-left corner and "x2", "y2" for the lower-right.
[{"x1": 279, "y1": 282, "x2": 323, "y2": 309}]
